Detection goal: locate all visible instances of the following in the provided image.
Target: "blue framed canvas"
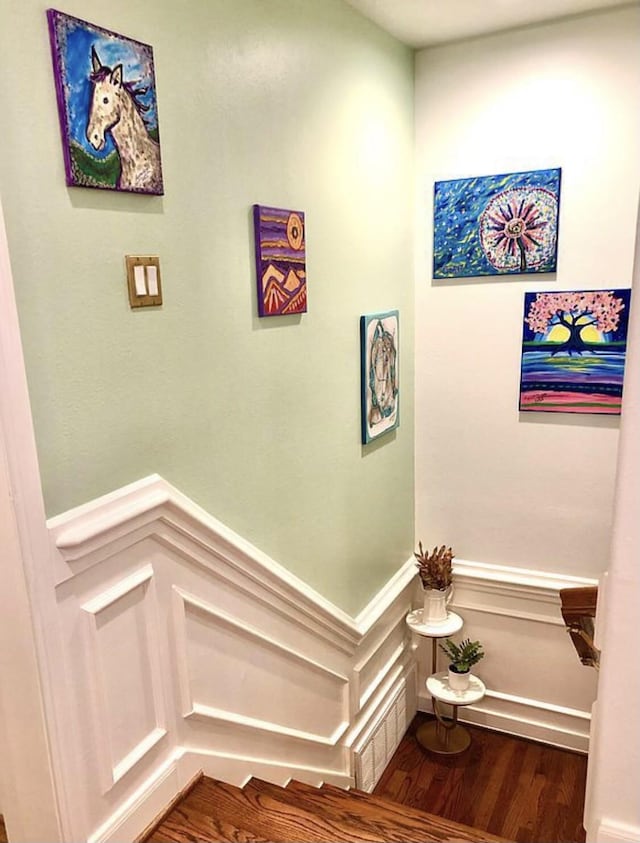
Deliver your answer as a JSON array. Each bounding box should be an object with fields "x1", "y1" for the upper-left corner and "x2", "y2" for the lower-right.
[
  {"x1": 47, "y1": 9, "x2": 164, "y2": 194},
  {"x1": 360, "y1": 311, "x2": 399, "y2": 444},
  {"x1": 434, "y1": 168, "x2": 561, "y2": 278},
  {"x1": 519, "y1": 289, "x2": 631, "y2": 414}
]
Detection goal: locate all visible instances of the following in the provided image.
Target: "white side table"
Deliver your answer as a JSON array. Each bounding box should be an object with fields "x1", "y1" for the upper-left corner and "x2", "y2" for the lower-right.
[
  {"x1": 406, "y1": 609, "x2": 484, "y2": 755},
  {"x1": 425, "y1": 671, "x2": 486, "y2": 754},
  {"x1": 406, "y1": 609, "x2": 464, "y2": 664}
]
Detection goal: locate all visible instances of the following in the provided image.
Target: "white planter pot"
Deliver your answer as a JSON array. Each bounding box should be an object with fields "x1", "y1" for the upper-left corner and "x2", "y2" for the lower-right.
[
  {"x1": 422, "y1": 586, "x2": 452, "y2": 625},
  {"x1": 448, "y1": 667, "x2": 470, "y2": 691}
]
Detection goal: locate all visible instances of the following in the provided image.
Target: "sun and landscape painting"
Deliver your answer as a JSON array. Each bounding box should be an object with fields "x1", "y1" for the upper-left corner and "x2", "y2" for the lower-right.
[
  {"x1": 47, "y1": 9, "x2": 163, "y2": 194},
  {"x1": 253, "y1": 205, "x2": 307, "y2": 316},
  {"x1": 519, "y1": 289, "x2": 631, "y2": 414},
  {"x1": 434, "y1": 168, "x2": 561, "y2": 279}
]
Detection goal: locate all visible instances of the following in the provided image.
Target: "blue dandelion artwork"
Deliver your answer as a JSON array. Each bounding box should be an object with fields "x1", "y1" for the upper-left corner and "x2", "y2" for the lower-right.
[{"x1": 433, "y1": 168, "x2": 561, "y2": 279}]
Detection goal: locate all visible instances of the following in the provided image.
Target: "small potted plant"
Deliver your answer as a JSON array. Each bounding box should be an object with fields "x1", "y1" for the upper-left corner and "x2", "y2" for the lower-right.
[
  {"x1": 439, "y1": 637, "x2": 485, "y2": 690},
  {"x1": 414, "y1": 542, "x2": 454, "y2": 625}
]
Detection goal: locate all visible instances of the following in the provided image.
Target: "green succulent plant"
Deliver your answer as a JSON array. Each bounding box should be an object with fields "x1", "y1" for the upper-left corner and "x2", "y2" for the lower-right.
[{"x1": 439, "y1": 637, "x2": 485, "y2": 673}]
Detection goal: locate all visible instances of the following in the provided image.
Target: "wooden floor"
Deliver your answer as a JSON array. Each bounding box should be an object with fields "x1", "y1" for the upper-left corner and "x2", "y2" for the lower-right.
[{"x1": 374, "y1": 713, "x2": 587, "y2": 843}]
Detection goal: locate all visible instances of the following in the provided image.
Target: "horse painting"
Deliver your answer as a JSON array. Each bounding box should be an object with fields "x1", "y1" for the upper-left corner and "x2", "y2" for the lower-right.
[
  {"x1": 360, "y1": 311, "x2": 400, "y2": 444},
  {"x1": 47, "y1": 10, "x2": 164, "y2": 195},
  {"x1": 87, "y1": 48, "x2": 162, "y2": 193}
]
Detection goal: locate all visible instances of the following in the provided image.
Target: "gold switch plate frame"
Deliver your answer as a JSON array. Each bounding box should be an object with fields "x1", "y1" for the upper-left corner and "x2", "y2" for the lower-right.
[{"x1": 125, "y1": 255, "x2": 163, "y2": 308}]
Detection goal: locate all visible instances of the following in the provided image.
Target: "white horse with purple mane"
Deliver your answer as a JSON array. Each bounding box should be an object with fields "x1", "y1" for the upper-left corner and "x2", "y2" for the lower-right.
[{"x1": 86, "y1": 46, "x2": 163, "y2": 194}]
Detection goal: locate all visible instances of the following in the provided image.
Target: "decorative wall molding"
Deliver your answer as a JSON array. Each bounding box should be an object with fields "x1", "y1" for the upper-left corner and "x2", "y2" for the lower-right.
[
  {"x1": 42, "y1": 477, "x2": 601, "y2": 841},
  {"x1": 81, "y1": 563, "x2": 168, "y2": 792},
  {"x1": 44, "y1": 475, "x2": 417, "y2": 842},
  {"x1": 452, "y1": 558, "x2": 598, "y2": 624}
]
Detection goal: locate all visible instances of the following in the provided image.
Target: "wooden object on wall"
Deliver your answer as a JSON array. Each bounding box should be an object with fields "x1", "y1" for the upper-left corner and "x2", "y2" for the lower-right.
[{"x1": 559, "y1": 586, "x2": 599, "y2": 669}]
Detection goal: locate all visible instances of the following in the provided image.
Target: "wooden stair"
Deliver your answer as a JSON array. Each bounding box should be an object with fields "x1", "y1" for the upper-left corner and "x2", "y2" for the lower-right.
[{"x1": 145, "y1": 775, "x2": 512, "y2": 843}]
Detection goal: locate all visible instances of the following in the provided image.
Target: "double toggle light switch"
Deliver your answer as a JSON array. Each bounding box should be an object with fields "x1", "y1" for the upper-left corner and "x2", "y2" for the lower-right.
[{"x1": 125, "y1": 256, "x2": 163, "y2": 308}]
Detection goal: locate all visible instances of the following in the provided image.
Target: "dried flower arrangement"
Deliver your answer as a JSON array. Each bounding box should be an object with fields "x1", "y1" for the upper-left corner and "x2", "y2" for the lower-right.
[{"x1": 414, "y1": 542, "x2": 454, "y2": 591}]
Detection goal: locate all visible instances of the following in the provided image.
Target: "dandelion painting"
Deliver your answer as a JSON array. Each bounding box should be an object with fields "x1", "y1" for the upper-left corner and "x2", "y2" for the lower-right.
[
  {"x1": 253, "y1": 205, "x2": 307, "y2": 316},
  {"x1": 360, "y1": 311, "x2": 399, "y2": 443},
  {"x1": 47, "y1": 9, "x2": 163, "y2": 194},
  {"x1": 519, "y1": 289, "x2": 631, "y2": 414},
  {"x1": 434, "y1": 168, "x2": 560, "y2": 279}
]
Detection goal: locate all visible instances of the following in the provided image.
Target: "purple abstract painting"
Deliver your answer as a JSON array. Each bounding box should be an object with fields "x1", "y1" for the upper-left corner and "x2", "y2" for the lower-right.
[{"x1": 253, "y1": 205, "x2": 307, "y2": 316}]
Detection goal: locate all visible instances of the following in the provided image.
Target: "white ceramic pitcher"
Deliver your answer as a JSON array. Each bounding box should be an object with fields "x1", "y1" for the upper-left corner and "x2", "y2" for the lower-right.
[{"x1": 422, "y1": 586, "x2": 453, "y2": 625}]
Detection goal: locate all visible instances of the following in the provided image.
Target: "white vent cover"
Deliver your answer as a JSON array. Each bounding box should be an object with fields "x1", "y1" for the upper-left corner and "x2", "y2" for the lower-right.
[{"x1": 354, "y1": 667, "x2": 417, "y2": 792}]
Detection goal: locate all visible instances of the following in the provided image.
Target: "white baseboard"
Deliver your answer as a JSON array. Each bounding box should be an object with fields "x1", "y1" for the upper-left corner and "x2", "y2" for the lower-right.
[
  {"x1": 418, "y1": 687, "x2": 590, "y2": 752},
  {"x1": 176, "y1": 748, "x2": 354, "y2": 790},
  {"x1": 88, "y1": 755, "x2": 181, "y2": 843},
  {"x1": 590, "y1": 819, "x2": 640, "y2": 843}
]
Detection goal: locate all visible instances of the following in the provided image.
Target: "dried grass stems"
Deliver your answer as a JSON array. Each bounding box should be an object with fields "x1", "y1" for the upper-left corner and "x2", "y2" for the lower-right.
[{"x1": 414, "y1": 542, "x2": 453, "y2": 591}]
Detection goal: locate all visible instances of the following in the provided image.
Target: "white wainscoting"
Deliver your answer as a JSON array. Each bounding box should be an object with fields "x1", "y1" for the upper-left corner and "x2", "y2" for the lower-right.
[
  {"x1": 46, "y1": 475, "x2": 418, "y2": 843},
  {"x1": 44, "y1": 476, "x2": 599, "y2": 842},
  {"x1": 414, "y1": 559, "x2": 599, "y2": 752}
]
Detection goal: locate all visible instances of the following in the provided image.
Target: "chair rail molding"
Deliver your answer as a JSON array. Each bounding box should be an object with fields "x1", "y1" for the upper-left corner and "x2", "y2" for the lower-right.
[{"x1": 44, "y1": 474, "x2": 418, "y2": 843}]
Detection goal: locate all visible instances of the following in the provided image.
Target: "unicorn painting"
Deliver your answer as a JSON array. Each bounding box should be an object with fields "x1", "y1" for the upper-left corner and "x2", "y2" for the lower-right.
[{"x1": 47, "y1": 9, "x2": 164, "y2": 195}]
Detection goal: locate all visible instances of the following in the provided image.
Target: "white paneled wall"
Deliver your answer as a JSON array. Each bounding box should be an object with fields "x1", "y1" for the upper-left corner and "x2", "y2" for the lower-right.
[
  {"x1": 45, "y1": 475, "x2": 417, "y2": 843},
  {"x1": 36, "y1": 474, "x2": 600, "y2": 842}
]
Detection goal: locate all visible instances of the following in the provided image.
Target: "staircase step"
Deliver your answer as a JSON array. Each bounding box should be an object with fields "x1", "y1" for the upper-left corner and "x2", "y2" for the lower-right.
[
  {"x1": 145, "y1": 776, "x2": 513, "y2": 843},
  {"x1": 179, "y1": 777, "x2": 385, "y2": 842},
  {"x1": 245, "y1": 779, "x2": 388, "y2": 842},
  {"x1": 319, "y1": 781, "x2": 512, "y2": 841},
  {"x1": 151, "y1": 802, "x2": 271, "y2": 842},
  {"x1": 276, "y1": 778, "x2": 511, "y2": 842}
]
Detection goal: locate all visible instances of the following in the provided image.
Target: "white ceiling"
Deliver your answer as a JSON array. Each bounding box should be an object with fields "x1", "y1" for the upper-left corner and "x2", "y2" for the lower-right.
[{"x1": 344, "y1": 0, "x2": 635, "y2": 48}]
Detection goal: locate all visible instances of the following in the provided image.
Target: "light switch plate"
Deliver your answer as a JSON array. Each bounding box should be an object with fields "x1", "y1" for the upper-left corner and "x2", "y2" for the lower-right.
[{"x1": 125, "y1": 256, "x2": 162, "y2": 308}]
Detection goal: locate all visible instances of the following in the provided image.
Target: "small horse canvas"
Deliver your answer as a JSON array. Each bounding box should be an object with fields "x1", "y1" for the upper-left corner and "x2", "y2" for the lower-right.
[
  {"x1": 360, "y1": 311, "x2": 399, "y2": 444},
  {"x1": 47, "y1": 9, "x2": 164, "y2": 195}
]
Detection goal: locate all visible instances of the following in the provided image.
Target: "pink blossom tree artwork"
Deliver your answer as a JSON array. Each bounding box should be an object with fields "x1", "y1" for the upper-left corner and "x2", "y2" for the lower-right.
[{"x1": 519, "y1": 289, "x2": 631, "y2": 414}]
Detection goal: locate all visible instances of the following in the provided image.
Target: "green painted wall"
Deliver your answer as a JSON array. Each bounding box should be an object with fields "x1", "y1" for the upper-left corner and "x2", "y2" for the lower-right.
[{"x1": 0, "y1": 0, "x2": 414, "y2": 614}]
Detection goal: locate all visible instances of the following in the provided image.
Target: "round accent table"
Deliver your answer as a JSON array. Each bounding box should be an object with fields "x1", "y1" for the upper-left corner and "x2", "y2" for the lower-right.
[
  {"x1": 424, "y1": 671, "x2": 486, "y2": 754},
  {"x1": 406, "y1": 608, "x2": 485, "y2": 755}
]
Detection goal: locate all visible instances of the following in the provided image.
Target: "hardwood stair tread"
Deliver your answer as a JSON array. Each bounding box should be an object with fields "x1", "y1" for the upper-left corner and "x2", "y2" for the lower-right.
[
  {"x1": 280, "y1": 779, "x2": 511, "y2": 842},
  {"x1": 168, "y1": 777, "x2": 385, "y2": 842},
  {"x1": 146, "y1": 775, "x2": 514, "y2": 843},
  {"x1": 320, "y1": 780, "x2": 512, "y2": 841}
]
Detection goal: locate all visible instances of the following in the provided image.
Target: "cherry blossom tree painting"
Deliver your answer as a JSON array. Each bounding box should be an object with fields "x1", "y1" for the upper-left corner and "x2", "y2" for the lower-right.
[
  {"x1": 434, "y1": 168, "x2": 560, "y2": 279},
  {"x1": 519, "y1": 289, "x2": 631, "y2": 414}
]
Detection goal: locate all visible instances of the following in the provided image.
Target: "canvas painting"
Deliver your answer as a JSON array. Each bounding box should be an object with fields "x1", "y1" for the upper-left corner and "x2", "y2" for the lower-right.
[
  {"x1": 253, "y1": 205, "x2": 307, "y2": 316},
  {"x1": 360, "y1": 311, "x2": 399, "y2": 443},
  {"x1": 519, "y1": 289, "x2": 631, "y2": 414},
  {"x1": 47, "y1": 9, "x2": 164, "y2": 194},
  {"x1": 433, "y1": 168, "x2": 561, "y2": 279}
]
